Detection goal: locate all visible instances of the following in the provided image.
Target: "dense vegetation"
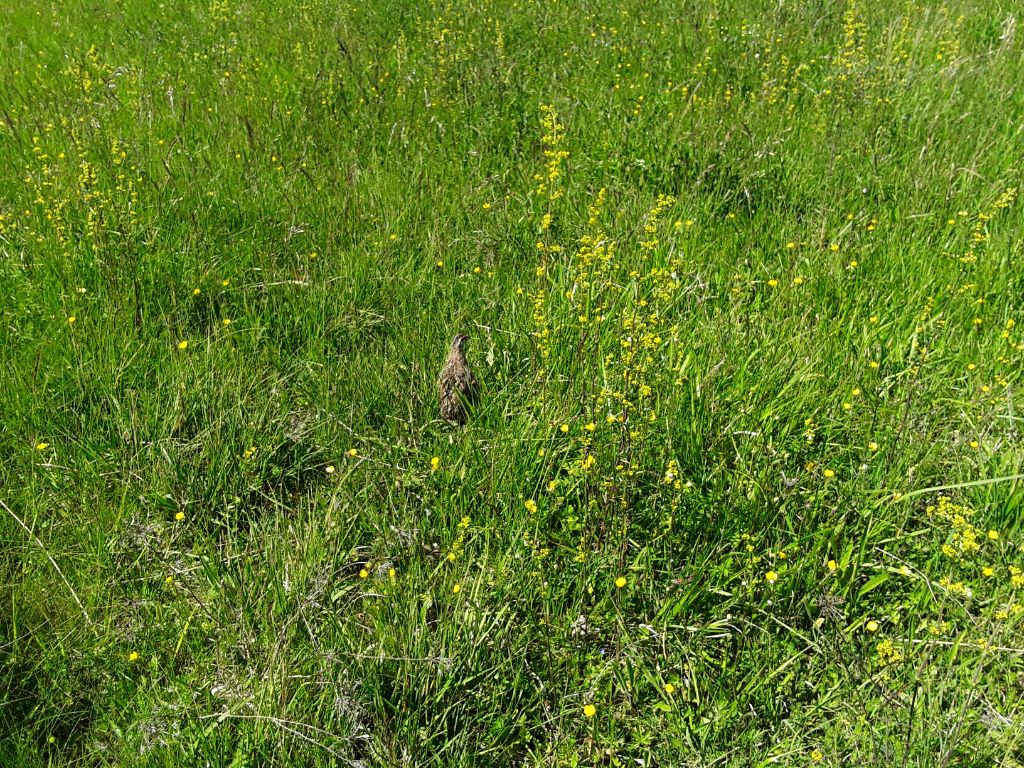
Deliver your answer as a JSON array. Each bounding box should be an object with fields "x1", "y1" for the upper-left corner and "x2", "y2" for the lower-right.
[{"x1": 1, "y1": 0, "x2": 1023, "y2": 764}]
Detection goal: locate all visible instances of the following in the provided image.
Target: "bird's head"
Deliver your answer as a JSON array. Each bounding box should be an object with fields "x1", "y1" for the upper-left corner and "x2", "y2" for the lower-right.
[{"x1": 450, "y1": 333, "x2": 470, "y2": 353}]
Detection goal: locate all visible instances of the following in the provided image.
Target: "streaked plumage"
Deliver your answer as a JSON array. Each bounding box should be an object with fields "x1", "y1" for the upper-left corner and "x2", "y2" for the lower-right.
[{"x1": 437, "y1": 333, "x2": 478, "y2": 424}]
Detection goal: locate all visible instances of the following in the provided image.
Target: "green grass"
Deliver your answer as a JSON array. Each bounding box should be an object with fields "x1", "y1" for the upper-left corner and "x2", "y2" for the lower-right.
[{"x1": 2, "y1": 0, "x2": 1023, "y2": 764}]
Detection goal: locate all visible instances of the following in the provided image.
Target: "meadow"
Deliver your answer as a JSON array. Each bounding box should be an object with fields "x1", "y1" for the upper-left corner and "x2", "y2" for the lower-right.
[{"x1": 1, "y1": 0, "x2": 1023, "y2": 764}]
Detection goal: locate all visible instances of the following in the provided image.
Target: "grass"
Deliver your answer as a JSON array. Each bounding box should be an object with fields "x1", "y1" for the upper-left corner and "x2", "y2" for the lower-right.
[{"x1": 1, "y1": 0, "x2": 1023, "y2": 764}]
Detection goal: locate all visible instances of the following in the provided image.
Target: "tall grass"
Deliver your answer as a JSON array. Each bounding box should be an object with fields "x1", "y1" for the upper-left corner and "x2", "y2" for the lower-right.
[{"x1": 1, "y1": 0, "x2": 1022, "y2": 765}]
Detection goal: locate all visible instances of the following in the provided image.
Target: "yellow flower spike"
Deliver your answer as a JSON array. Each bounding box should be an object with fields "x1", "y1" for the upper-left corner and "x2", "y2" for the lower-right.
[
  {"x1": 583, "y1": 704, "x2": 596, "y2": 718},
  {"x1": 615, "y1": 576, "x2": 627, "y2": 589}
]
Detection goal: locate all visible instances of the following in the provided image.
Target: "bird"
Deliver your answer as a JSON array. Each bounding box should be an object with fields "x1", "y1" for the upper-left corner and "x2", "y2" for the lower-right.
[{"x1": 437, "y1": 333, "x2": 478, "y2": 425}]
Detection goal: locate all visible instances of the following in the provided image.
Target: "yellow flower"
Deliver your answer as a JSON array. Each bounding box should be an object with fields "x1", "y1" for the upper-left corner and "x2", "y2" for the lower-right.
[
  {"x1": 67, "y1": 316, "x2": 76, "y2": 324},
  {"x1": 452, "y1": 584, "x2": 461, "y2": 594},
  {"x1": 615, "y1": 576, "x2": 627, "y2": 588},
  {"x1": 221, "y1": 279, "x2": 230, "y2": 287},
  {"x1": 987, "y1": 529, "x2": 999, "y2": 540},
  {"x1": 786, "y1": 241, "x2": 796, "y2": 249},
  {"x1": 177, "y1": 340, "x2": 189, "y2": 350},
  {"x1": 793, "y1": 276, "x2": 805, "y2": 285},
  {"x1": 222, "y1": 318, "x2": 231, "y2": 326},
  {"x1": 174, "y1": 511, "x2": 185, "y2": 522},
  {"x1": 430, "y1": 456, "x2": 440, "y2": 472},
  {"x1": 869, "y1": 361, "x2": 879, "y2": 369},
  {"x1": 868, "y1": 442, "x2": 878, "y2": 451},
  {"x1": 482, "y1": 202, "x2": 491, "y2": 210},
  {"x1": 866, "y1": 620, "x2": 879, "y2": 633},
  {"x1": 969, "y1": 440, "x2": 979, "y2": 449},
  {"x1": 325, "y1": 465, "x2": 336, "y2": 474},
  {"x1": 829, "y1": 243, "x2": 840, "y2": 252},
  {"x1": 584, "y1": 422, "x2": 596, "y2": 432},
  {"x1": 35, "y1": 442, "x2": 49, "y2": 451},
  {"x1": 664, "y1": 683, "x2": 675, "y2": 694},
  {"x1": 823, "y1": 468, "x2": 835, "y2": 478},
  {"x1": 869, "y1": 315, "x2": 878, "y2": 324},
  {"x1": 765, "y1": 571, "x2": 778, "y2": 584},
  {"x1": 525, "y1": 499, "x2": 538, "y2": 514},
  {"x1": 767, "y1": 279, "x2": 778, "y2": 288},
  {"x1": 165, "y1": 575, "x2": 173, "y2": 585},
  {"x1": 811, "y1": 749, "x2": 824, "y2": 762},
  {"x1": 827, "y1": 560, "x2": 838, "y2": 571},
  {"x1": 982, "y1": 566, "x2": 994, "y2": 577},
  {"x1": 347, "y1": 448, "x2": 358, "y2": 457},
  {"x1": 128, "y1": 651, "x2": 139, "y2": 663},
  {"x1": 192, "y1": 288, "x2": 201, "y2": 296},
  {"x1": 583, "y1": 704, "x2": 596, "y2": 718},
  {"x1": 358, "y1": 569, "x2": 369, "y2": 579},
  {"x1": 560, "y1": 423, "x2": 569, "y2": 433}
]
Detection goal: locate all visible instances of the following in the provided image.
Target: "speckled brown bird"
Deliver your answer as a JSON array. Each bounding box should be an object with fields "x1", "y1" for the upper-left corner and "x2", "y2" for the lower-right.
[{"x1": 437, "y1": 333, "x2": 478, "y2": 425}]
